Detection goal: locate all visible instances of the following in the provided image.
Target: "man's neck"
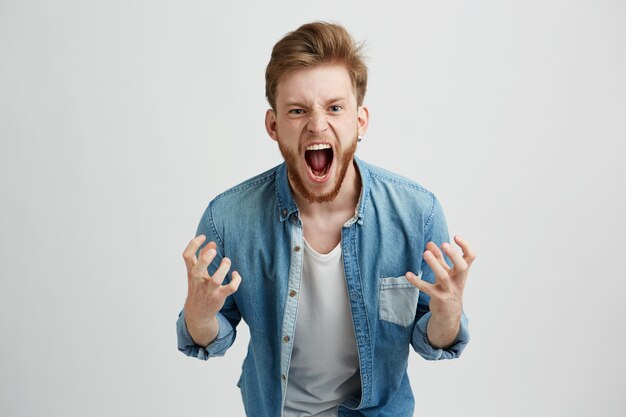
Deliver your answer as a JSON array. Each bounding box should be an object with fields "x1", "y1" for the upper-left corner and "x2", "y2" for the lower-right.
[{"x1": 290, "y1": 160, "x2": 362, "y2": 254}]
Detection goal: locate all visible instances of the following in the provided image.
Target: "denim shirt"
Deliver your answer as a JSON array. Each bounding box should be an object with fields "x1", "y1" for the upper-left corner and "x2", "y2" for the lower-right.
[{"x1": 177, "y1": 157, "x2": 470, "y2": 416}]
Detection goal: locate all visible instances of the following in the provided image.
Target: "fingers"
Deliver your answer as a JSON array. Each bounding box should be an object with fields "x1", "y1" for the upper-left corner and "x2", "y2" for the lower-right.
[
  {"x1": 223, "y1": 271, "x2": 243, "y2": 295},
  {"x1": 426, "y1": 241, "x2": 451, "y2": 271},
  {"x1": 423, "y1": 249, "x2": 452, "y2": 287},
  {"x1": 441, "y1": 241, "x2": 468, "y2": 273},
  {"x1": 204, "y1": 240, "x2": 218, "y2": 253},
  {"x1": 454, "y1": 235, "x2": 476, "y2": 266},
  {"x1": 424, "y1": 237, "x2": 475, "y2": 275},
  {"x1": 197, "y1": 240, "x2": 217, "y2": 266},
  {"x1": 209, "y1": 257, "x2": 232, "y2": 286},
  {"x1": 182, "y1": 235, "x2": 207, "y2": 271},
  {"x1": 406, "y1": 271, "x2": 433, "y2": 296},
  {"x1": 191, "y1": 245, "x2": 218, "y2": 280}
]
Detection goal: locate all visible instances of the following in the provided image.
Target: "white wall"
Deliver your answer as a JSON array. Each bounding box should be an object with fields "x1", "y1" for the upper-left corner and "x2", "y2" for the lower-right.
[{"x1": 1, "y1": 1, "x2": 624, "y2": 416}]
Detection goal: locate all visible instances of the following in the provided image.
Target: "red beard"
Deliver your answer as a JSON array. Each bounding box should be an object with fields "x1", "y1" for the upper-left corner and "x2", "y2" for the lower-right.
[{"x1": 278, "y1": 133, "x2": 358, "y2": 204}]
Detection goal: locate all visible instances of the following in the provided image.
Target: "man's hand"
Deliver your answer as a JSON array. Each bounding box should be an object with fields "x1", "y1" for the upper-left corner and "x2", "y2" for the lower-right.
[
  {"x1": 182, "y1": 235, "x2": 242, "y2": 347},
  {"x1": 406, "y1": 235, "x2": 475, "y2": 348}
]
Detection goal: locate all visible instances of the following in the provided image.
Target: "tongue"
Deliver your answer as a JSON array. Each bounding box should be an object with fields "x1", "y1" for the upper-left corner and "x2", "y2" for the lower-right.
[{"x1": 307, "y1": 149, "x2": 330, "y2": 172}]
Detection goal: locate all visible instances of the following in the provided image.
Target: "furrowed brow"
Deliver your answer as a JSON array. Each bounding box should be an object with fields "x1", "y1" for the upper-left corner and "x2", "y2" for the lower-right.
[
  {"x1": 284, "y1": 101, "x2": 308, "y2": 108},
  {"x1": 326, "y1": 97, "x2": 347, "y2": 105}
]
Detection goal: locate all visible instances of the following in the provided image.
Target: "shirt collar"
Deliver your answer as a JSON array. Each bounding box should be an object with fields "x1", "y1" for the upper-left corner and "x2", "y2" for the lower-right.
[
  {"x1": 352, "y1": 156, "x2": 370, "y2": 225},
  {"x1": 275, "y1": 162, "x2": 299, "y2": 222}
]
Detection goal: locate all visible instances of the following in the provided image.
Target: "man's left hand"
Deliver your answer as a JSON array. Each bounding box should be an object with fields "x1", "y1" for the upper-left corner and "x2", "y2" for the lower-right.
[{"x1": 406, "y1": 235, "x2": 476, "y2": 348}]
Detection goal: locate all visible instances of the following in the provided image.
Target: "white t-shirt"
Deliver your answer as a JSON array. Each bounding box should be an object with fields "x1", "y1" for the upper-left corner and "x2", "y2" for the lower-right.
[{"x1": 283, "y1": 239, "x2": 361, "y2": 417}]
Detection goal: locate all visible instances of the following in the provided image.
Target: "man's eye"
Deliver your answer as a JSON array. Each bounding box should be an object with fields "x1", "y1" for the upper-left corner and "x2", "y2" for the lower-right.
[
  {"x1": 289, "y1": 109, "x2": 305, "y2": 115},
  {"x1": 329, "y1": 105, "x2": 342, "y2": 112}
]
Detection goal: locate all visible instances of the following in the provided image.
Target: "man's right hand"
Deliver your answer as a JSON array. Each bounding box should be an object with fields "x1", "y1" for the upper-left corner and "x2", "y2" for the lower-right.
[{"x1": 182, "y1": 235, "x2": 242, "y2": 347}]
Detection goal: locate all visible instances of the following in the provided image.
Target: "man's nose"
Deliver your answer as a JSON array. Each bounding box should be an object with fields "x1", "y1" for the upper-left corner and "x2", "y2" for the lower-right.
[{"x1": 307, "y1": 110, "x2": 329, "y2": 135}]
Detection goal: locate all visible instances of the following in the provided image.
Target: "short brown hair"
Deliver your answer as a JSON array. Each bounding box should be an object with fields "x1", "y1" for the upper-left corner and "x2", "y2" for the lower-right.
[{"x1": 265, "y1": 21, "x2": 368, "y2": 110}]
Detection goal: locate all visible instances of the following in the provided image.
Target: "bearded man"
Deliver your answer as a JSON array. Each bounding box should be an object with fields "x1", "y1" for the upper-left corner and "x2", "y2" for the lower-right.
[{"x1": 177, "y1": 21, "x2": 476, "y2": 417}]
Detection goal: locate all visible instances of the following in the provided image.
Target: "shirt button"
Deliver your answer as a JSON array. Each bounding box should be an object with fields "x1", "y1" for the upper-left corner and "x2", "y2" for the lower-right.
[
  {"x1": 282, "y1": 209, "x2": 288, "y2": 216},
  {"x1": 282, "y1": 374, "x2": 286, "y2": 381},
  {"x1": 289, "y1": 290, "x2": 297, "y2": 297},
  {"x1": 283, "y1": 335, "x2": 290, "y2": 343},
  {"x1": 294, "y1": 246, "x2": 301, "y2": 252}
]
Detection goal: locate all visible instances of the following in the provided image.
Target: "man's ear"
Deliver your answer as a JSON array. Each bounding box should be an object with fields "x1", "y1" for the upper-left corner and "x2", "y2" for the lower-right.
[
  {"x1": 357, "y1": 105, "x2": 369, "y2": 137},
  {"x1": 265, "y1": 109, "x2": 279, "y2": 142}
]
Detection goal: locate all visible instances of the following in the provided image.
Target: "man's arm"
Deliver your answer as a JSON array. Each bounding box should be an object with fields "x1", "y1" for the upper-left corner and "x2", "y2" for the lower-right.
[
  {"x1": 408, "y1": 237, "x2": 474, "y2": 359},
  {"x1": 406, "y1": 197, "x2": 475, "y2": 359},
  {"x1": 411, "y1": 308, "x2": 470, "y2": 360},
  {"x1": 184, "y1": 311, "x2": 220, "y2": 348},
  {"x1": 426, "y1": 307, "x2": 462, "y2": 349},
  {"x1": 416, "y1": 236, "x2": 475, "y2": 348},
  {"x1": 176, "y1": 203, "x2": 242, "y2": 360},
  {"x1": 177, "y1": 308, "x2": 237, "y2": 359},
  {"x1": 182, "y1": 236, "x2": 240, "y2": 344}
]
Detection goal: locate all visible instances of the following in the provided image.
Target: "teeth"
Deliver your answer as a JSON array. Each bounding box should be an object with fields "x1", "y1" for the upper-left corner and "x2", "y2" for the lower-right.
[{"x1": 305, "y1": 143, "x2": 331, "y2": 151}]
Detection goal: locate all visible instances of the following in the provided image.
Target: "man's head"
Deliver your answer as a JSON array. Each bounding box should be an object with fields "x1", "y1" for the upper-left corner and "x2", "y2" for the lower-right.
[
  {"x1": 264, "y1": 22, "x2": 369, "y2": 204},
  {"x1": 265, "y1": 22, "x2": 368, "y2": 111}
]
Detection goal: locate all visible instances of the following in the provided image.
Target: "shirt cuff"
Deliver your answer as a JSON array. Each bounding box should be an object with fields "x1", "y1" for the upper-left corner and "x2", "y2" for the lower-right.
[
  {"x1": 412, "y1": 310, "x2": 470, "y2": 360},
  {"x1": 176, "y1": 310, "x2": 236, "y2": 359}
]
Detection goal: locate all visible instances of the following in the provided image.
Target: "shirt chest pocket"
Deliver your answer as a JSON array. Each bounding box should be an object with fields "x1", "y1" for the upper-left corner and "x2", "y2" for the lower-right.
[{"x1": 378, "y1": 273, "x2": 421, "y2": 327}]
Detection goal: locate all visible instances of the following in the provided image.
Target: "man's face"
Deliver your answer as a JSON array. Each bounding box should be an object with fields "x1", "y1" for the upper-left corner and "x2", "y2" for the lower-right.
[{"x1": 265, "y1": 64, "x2": 368, "y2": 204}]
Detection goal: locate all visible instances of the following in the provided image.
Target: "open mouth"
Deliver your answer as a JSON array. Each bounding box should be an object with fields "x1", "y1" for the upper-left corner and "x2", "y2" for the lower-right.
[{"x1": 304, "y1": 144, "x2": 334, "y2": 179}]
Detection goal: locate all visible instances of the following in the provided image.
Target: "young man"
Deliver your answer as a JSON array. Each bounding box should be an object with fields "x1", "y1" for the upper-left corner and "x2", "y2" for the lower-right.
[{"x1": 177, "y1": 22, "x2": 475, "y2": 417}]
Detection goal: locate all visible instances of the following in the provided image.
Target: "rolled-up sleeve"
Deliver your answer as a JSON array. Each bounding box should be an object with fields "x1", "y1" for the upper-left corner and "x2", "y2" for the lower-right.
[
  {"x1": 412, "y1": 310, "x2": 470, "y2": 360},
  {"x1": 176, "y1": 309, "x2": 237, "y2": 359}
]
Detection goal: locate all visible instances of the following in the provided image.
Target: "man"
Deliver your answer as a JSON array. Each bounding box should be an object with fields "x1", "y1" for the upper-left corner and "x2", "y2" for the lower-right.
[{"x1": 177, "y1": 21, "x2": 475, "y2": 416}]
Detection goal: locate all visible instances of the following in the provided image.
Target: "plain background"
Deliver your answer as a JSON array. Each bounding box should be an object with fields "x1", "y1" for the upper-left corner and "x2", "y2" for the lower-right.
[{"x1": 1, "y1": 0, "x2": 625, "y2": 416}]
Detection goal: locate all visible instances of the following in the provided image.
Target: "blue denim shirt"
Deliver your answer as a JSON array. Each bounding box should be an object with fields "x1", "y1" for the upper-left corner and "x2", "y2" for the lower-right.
[{"x1": 177, "y1": 157, "x2": 469, "y2": 416}]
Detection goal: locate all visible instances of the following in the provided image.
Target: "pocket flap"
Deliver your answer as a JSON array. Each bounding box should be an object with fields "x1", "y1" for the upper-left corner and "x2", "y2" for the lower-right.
[{"x1": 379, "y1": 272, "x2": 422, "y2": 290}]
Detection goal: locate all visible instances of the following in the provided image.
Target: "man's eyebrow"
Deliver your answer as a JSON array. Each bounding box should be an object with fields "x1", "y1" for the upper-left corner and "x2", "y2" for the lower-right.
[
  {"x1": 283, "y1": 97, "x2": 348, "y2": 107},
  {"x1": 284, "y1": 101, "x2": 307, "y2": 108},
  {"x1": 325, "y1": 97, "x2": 348, "y2": 104}
]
